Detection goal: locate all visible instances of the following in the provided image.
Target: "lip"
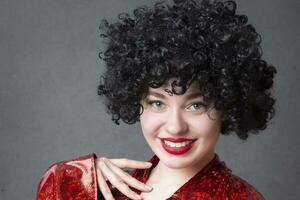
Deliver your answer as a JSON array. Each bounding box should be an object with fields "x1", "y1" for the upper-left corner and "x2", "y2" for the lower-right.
[
  {"x1": 160, "y1": 138, "x2": 197, "y2": 155},
  {"x1": 160, "y1": 137, "x2": 197, "y2": 142}
]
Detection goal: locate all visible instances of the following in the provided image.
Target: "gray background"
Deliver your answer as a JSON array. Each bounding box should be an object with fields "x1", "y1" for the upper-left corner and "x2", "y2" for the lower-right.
[{"x1": 0, "y1": 0, "x2": 299, "y2": 199}]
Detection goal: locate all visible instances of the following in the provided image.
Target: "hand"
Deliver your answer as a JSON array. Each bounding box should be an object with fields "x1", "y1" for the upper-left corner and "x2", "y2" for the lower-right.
[{"x1": 96, "y1": 157, "x2": 153, "y2": 200}]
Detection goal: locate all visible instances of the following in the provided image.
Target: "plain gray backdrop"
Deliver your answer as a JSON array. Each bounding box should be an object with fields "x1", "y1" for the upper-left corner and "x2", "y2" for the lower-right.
[{"x1": 0, "y1": 0, "x2": 299, "y2": 199}]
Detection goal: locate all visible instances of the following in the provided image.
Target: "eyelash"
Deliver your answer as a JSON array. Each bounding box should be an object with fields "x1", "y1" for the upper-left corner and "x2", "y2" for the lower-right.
[{"x1": 146, "y1": 100, "x2": 207, "y2": 111}]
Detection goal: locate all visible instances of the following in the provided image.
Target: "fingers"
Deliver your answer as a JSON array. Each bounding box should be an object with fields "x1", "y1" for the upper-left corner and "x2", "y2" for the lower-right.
[
  {"x1": 97, "y1": 157, "x2": 143, "y2": 200},
  {"x1": 105, "y1": 158, "x2": 153, "y2": 192},
  {"x1": 109, "y1": 158, "x2": 153, "y2": 169},
  {"x1": 96, "y1": 166, "x2": 115, "y2": 200}
]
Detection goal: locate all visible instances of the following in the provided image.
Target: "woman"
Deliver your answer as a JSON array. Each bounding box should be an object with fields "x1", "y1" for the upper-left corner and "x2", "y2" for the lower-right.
[{"x1": 36, "y1": 0, "x2": 277, "y2": 199}]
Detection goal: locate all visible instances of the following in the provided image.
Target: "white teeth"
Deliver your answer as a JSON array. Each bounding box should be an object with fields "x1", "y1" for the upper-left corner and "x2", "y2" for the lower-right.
[{"x1": 164, "y1": 141, "x2": 192, "y2": 148}]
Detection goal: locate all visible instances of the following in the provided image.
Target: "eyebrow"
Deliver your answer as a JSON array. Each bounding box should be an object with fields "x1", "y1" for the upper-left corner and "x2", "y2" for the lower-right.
[{"x1": 148, "y1": 91, "x2": 203, "y2": 100}]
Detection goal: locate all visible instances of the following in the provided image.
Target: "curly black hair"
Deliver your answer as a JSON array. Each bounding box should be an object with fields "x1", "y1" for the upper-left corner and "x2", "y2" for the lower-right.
[{"x1": 97, "y1": 0, "x2": 277, "y2": 140}]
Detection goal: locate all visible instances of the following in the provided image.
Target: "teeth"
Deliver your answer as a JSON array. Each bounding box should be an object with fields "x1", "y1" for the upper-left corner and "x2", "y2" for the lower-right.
[{"x1": 164, "y1": 141, "x2": 192, "y2": 148}]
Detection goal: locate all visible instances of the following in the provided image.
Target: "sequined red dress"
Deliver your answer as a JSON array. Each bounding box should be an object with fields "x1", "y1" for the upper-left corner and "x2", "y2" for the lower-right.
[{"x1": 36, "y1": 153, "x2": 265, "y2": 200}]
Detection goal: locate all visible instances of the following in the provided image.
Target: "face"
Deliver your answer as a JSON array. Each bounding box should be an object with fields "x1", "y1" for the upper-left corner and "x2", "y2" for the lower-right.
[{"x1": 139, "y1": 78, "x2": 223, "y2": 169}]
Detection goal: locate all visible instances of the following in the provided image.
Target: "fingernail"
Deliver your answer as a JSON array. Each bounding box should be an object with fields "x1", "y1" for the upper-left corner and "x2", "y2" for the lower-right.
[
  {"x1": 145, "y1": 185, "x2": 153, "y2": 191},
  {"x1": 135, "y1": 194, "x2": 142, "y2": 199}
]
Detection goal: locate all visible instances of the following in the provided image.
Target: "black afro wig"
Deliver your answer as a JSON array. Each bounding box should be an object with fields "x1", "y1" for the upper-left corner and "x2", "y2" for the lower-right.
[{"x1": 97, "y1": 0, "x2": 277, "y2": 140}]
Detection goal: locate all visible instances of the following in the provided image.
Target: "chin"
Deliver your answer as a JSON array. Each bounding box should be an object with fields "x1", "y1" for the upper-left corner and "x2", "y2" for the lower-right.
[
  {"x1": 163, "y1": 160, "x2": 193, "y2": 169},
  {"x1": 158, "y1": 151, "x2": 198, "y2": 169}
]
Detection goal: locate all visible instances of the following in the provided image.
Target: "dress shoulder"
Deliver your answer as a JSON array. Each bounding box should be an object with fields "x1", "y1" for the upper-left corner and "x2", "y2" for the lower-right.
[
  {"x1": 36, "y1": 154, "x2": 98, "y2": 200},
  {"x1": 209, "y1": 161, "x2": 265, "y2": 200},
  {"x1": 229, "y1": 173, "x2": 265, "y2": 200},
  {"x1": 175, "y1": 156, "x2": 265, "y2": 200}
]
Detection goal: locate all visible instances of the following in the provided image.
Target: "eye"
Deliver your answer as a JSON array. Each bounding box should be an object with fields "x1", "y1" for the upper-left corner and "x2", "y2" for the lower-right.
[
  {"x1": 188, "y1": 102, "x2": 208, "y2": 111},
  {"x1": 146, "y1": 100, "x2": 165, "y2": 110}
]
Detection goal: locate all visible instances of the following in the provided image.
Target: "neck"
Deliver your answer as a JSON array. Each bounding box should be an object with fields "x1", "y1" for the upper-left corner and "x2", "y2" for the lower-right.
[{"x1": 149, "y1": 151, "x2": 216, "y2": 186}]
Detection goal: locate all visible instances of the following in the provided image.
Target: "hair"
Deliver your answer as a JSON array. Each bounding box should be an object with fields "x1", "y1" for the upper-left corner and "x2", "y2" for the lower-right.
[{"x1": 97, "y1": 0, "x2": 277, "y2": 140}]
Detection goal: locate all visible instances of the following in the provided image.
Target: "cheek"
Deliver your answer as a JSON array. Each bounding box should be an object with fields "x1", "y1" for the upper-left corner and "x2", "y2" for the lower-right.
[
  {"x1": 140, "y1": 111, "x2": 163, "y2": 137},
  {"x1": 190, "y1": 113, "x2": 222, "y2": 137}
]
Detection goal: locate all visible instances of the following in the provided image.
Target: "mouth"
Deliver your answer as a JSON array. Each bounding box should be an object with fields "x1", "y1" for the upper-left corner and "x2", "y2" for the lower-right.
[{"x1": 160, "y1": 138, "x2": 197, "y2": 155}]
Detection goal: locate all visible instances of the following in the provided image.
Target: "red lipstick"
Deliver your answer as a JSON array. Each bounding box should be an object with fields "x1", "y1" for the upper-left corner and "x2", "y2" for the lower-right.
[
  {"x1": 161, "y1": 137, "x2": 196, "y2": 142},
  {"x1": 160, "y1": 138, "x2": 197, "y2": 155}
]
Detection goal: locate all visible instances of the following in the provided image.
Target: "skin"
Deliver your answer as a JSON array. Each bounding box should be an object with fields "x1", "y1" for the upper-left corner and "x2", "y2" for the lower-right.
[
  {"x1": 96, "y1": 78, "x2": 224, "y2": 200},
  {"x1": 139, "y1": 78, "x2": 224, "y2": 198},
  {"x1": 96, "y1": 157, "x2": 153, "y2": 200}
]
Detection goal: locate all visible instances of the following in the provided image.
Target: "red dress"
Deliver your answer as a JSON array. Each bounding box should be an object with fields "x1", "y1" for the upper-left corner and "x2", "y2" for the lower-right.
[{"x1": 36, "y1": 153, "x2": 265, "y2": 200}]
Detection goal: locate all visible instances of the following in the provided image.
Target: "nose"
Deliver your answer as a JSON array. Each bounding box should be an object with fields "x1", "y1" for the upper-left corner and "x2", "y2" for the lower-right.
[{"x1": 164, "y1": 108, "x2": 188, "y2": 135}]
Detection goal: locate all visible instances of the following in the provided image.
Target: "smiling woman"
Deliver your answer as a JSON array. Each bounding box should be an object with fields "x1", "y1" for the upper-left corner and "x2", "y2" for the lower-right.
[
  {"x1": 139, "y1": 78, "x2": 222, "y2": 167},
  {"x1": 36, "y1": 0, "x2": 277, "y2": 199},
  {"x1": 138, "y1": 79, "x2": 226, "y2": 199}
]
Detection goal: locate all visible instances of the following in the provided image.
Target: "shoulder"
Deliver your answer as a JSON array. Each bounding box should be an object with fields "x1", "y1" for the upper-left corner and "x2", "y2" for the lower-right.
[
  {"x1": 36, "y1": 154, "x2": 98, "y2": 200},
  {"x1": 207, "y1": 161, "x2": 265, "y2": 200},
  {"x1": 229, "y1": 173, "x2": 265, "y2": 200}
]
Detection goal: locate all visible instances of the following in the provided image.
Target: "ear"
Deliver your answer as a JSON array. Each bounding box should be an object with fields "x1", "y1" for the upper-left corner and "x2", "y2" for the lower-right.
[{"x1": 139, "y1": 103, "x2": 145, "y2": 115}]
